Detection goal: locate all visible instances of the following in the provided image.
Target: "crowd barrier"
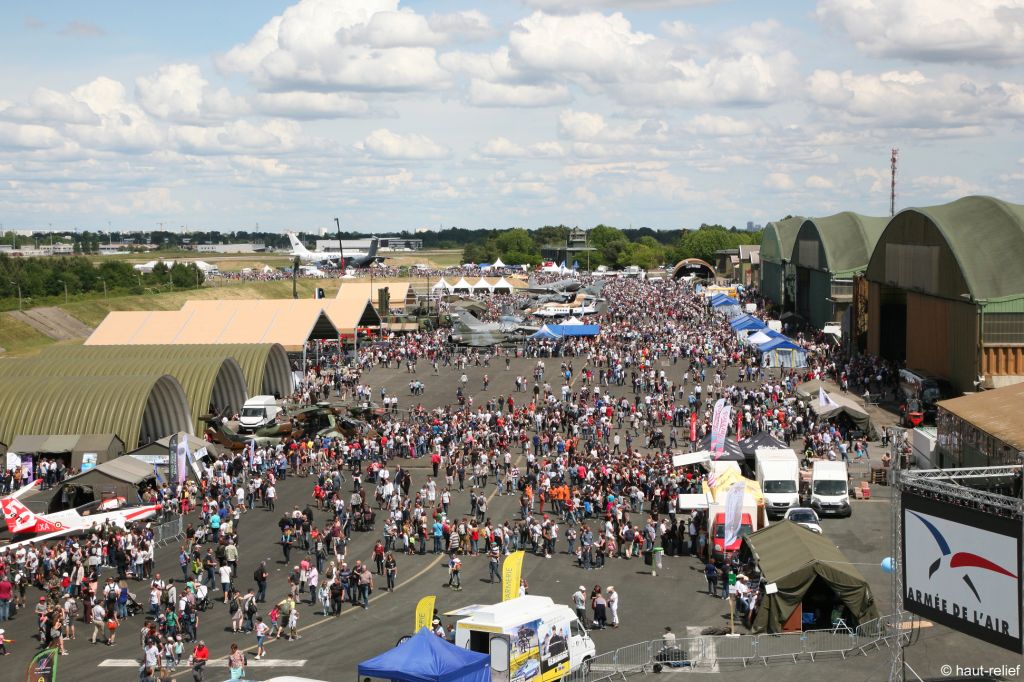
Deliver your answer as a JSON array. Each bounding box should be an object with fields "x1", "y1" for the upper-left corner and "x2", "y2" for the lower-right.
[
  {"x1": 565, "y1": 612, "x2": 917, "y2": 681},
  {"x1": 151, "y1": 515, "x2": 185, "y2": 548}
]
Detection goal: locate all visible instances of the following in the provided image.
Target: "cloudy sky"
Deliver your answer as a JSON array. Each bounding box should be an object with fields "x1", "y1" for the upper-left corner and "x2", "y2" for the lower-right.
[{"x1": 1, "y1": 0, "x2": 1022, "y2": 233}]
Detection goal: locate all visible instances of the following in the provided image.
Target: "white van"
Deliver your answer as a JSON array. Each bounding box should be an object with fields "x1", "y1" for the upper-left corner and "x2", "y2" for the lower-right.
[
  {"x1": 810, "y1": 460, "x2": 851, "y2": 517},
  {"x1": 755, "y1": 448, "x2": 800, "y2": 517},
  {"x1": 449, "y1": 596, "x2": 595, "y2": 682},
  {"x1": 238, "y1": 395, "x2": 281, "y2": 433}
]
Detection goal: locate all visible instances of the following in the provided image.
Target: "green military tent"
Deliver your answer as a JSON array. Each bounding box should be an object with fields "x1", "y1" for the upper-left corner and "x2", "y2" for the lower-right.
[{"x1": 743, "y1": 521, "x2": 879, "y2": 633}]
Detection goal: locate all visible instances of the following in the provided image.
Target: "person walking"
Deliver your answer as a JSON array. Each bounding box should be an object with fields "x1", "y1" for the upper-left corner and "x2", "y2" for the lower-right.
[
  {"x1": 190, "y1": 640, "x2": 210, "y2": 682},
  {"x1": 384, "y1": 553, "x2": 397, "y2": 592},
  {"x1": 227, "y1": 642, "x2": 246, "y2": 680},
  {"x1": 704, "y1": 559, "x2": 719, "y2": 597},
  {"x1": 606, "y1": 586, "x2": 619, "y2": 627},
  {"x1": 254, "y1": 562, "x2": 269, "y2": 603},
  {"x1": 254, "y1": 617, "x2": 269, "y2": 660},
  {"x1": 447, "y1": 555, "x2": 462, "y2": 591},
  {"x1": 487, "y1": 546, "x2": 501, "y2": 584},
  {"x1": 572, "y1": 586, "x2": 587, "y2": 627}
]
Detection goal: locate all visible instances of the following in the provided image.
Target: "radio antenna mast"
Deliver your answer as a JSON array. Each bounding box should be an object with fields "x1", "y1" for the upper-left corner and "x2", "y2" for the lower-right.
[{"x1": 890, "y1": 148, "x2": 899, "y2": 217}]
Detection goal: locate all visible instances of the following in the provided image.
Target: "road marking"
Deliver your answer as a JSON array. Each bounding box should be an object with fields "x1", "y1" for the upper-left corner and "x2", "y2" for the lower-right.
[{"x1": 99, "y1": 659, "x2": 306, "y2": 668}]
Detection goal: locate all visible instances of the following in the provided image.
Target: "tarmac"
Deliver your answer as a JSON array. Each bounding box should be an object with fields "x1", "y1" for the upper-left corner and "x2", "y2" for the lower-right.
[{"x1": 1, "y1": 355, "x2": 1020, "y2": 682}]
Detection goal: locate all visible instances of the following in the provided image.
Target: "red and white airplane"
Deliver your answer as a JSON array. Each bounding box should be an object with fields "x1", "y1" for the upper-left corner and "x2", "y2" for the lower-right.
[{"x1": 0, "y1": 485, "x2": 161, "y2": 537}]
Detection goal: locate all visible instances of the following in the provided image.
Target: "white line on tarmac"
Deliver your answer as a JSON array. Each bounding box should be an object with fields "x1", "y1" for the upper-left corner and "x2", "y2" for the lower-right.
[{"x1": 99, "y1": 659, "x2": 306, "y2": 667}]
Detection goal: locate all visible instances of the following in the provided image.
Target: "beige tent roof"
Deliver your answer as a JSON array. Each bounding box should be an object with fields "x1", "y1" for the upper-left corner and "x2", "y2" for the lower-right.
[
  {"x1": 88, "y1": 300, "x2": 340, "y2": 351},
  {"x1": 335, "y1": 281, "x2": 410, "y2": 308},
  {"x1": 323, "y1": 298, "x2": 382, "y2": 333}
]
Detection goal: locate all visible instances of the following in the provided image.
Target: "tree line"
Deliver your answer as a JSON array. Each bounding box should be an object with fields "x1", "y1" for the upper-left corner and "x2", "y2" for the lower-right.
[
  {"x1": 461, "y1": 224, "x2": 763, "y2": 269},
  {"x1": 0, "y1": 255, "x2": 203, "y2": 304}
]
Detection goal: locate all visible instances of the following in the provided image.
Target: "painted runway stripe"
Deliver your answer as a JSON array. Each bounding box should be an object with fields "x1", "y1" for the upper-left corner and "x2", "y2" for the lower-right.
[{"x1": 99, "y1": 659, "x2": 306, "y2": 667}]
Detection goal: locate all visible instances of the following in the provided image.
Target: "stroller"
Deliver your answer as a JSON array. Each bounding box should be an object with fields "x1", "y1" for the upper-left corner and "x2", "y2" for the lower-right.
[
  {"x1": 124, "y1": 591, "x2": 144, "y2": 617},
  {"x1": 354, "y1": 506, "x2": 376, "y2": 532}
]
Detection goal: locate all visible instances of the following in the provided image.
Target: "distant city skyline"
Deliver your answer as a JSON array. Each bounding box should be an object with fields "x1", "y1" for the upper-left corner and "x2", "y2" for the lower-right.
[{"x1": 0, "y1": 0, "x2": 1022, "y2": 232}]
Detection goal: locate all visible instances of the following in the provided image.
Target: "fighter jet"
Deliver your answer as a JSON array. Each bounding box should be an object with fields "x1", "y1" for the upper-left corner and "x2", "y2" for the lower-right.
[{"x1": 525, "y1": 274, "x2": 581, "y2": 294}]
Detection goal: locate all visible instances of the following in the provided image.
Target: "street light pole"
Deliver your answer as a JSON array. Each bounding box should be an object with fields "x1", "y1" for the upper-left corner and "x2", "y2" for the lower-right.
[
  {"x1": 8, "y1": 281, "x2": 20, "y2": 311},
  {"x1": 57, "y1": 279, "x2": 68, "y2": 305},
  {"x1": 98, "y1": 277, "x2": 107, "y2": 299}
]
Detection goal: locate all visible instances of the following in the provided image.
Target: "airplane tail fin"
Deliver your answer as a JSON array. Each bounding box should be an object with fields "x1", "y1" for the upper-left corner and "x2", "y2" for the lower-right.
[
  {"x1": 367, "y1": 238, "x2": 379, "y2": 259},
  {"x1": 287, "y1": 232, "x2": 311, "y2": 256},
  {"x1": 1, "y1": 496, "x2": 50, "y2": 534}
]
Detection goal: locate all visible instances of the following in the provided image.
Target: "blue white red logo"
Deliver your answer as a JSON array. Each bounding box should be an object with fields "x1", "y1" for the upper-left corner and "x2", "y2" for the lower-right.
[{"x1": 909, "y1": 511, "x2": 1018, "y2": 602}]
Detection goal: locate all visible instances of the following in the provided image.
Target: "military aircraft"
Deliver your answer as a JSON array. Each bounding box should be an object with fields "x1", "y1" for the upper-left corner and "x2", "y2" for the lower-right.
[
  {"x1": 525, "y1": 274, "x2": 581, "y2": 294},
  {"x1": 287, "y1": 233, "x2": 384, "y2": 268}
]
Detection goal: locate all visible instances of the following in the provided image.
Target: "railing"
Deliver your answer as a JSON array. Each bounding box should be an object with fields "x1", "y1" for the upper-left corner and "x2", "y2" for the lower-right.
[
  {"x1": 566, "y1": 612, "x2": 918, "y2": 681},
  {"x1": 151, "y1": 515, "x2": 185, "y2": 548}
]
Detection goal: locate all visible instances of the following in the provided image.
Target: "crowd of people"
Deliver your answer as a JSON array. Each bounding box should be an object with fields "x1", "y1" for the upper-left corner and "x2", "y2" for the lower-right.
[{"x1": 0, "y1": 271, "x2": 891, "y2": 681}]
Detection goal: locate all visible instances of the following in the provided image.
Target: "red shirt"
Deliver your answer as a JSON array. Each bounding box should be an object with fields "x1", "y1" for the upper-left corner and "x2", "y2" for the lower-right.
[
  {"x1": 0, "y1": 579, "x2": 12, "y2": 600},
  {"x1": 193, "y1": 645, "x2": 210, "y2": 661}
]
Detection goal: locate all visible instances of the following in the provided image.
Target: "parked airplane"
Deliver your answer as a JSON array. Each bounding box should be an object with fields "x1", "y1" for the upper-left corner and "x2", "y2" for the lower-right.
[
  {"x1": 1, "y1": 495, "x2": 162, "y2": 536},
  {"x1": 286, "y1": 233, "x2": 384, "y2": 268}
]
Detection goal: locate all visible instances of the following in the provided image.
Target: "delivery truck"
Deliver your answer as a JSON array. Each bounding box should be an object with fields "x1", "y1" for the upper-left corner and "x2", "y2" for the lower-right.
[
  {"x1": 449, "y1": 596, "x2": 596, "y2": 682},
  {"x1": 754, "y1": 447, "x2": 801, "y2": 518}
]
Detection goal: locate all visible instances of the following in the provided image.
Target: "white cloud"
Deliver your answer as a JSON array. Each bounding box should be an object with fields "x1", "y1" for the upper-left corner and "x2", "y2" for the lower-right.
[
  {"x1": 0, "y1": 87, "x2": 99, "y2": 124},
  {"x1": 218, "y1": 0, "x2": 449, "y2": 92},
  {"x1": 763, "y1": 172, "x2": 795, "y2": 190},
  {"x1": 359, "y1": 128, "x2": 449, "y2": 160},
  {"x1": 525, "y1": 0, "x2": 718, "y2": 11},
  {"x1": 805, "y1": 175, "x2": 834, "y2": 189},
  {"x1": 479, "y1": 137, "x2": 565, "y2": 158},
  {"x1": 468, "y1": 80, "x2": 571, "y2": 107},
  {"x1": 136, "y1": 63, "x2": 248, "y2": 122},
  {"x1": 65, "y1": 77, "x2": 163, "y2": 152},
  {"x1": 685, "y1": 114, "x2": 758, "y2": 136},
  {"x1": 0, "y1": 122, "x2": 64, "y2": 150},
  {"x1": 427, "y1": 10, "x2": 494, "y2": 41},
  {"x1": 807, "y1": 68, "x2": 1024, "y2": 129},
  {"x1": 911, "y1": 174, "x2": 981, "y2": 199},
  {"x1": 171, "y1": 119, "x2": 301, "y2": 155},
  {"x1": 253, "y1": 92, "x2": 374, "y2": 118},
  {"x1": 816, "y1": 0, "x2": 1024, "y2": 63}
]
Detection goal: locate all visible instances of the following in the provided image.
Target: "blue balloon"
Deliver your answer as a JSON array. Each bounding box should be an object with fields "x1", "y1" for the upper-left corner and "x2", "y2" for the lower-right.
[{"x1": 880, "y1": 557, "x2": 895, "y2": 574}]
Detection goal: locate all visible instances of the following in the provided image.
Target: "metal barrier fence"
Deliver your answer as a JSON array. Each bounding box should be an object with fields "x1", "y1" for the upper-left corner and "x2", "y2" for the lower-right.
[
  {"x1": 566, "y1": 612, "x2": 918, "y2": 680},
  {"x1": 151, "y1": 515, "x2": 185, "y2": 548}
]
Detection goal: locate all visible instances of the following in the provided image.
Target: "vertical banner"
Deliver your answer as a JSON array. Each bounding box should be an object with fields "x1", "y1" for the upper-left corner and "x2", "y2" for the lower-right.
[
  {"x1": 167, "y1": 433, "x2": 179, "y2": 489},
  {"x1": 723, "y1": 482, "x2": 746, "y2": 547},
  {"x1": 736, "y1": 410, "x2": 743, "y2": 440},
  {"x1": 26, "y1": 647, "x2": 59, "y2": 682},
  {"x1": 710, "y1": 398, "x2": 731, "y2": 458},
  {"x1": 414, "y1": 595, "x2": 435, "y2": 633},
  {"x1": 689, "y1": 412, "x2": 697, "y2": 443},
  {"x1": 177, "y1": 438, "x2": 190, "y2": 485},
  {"x1": 501, "y1": 550, "x2": 525, "y2": 602}
]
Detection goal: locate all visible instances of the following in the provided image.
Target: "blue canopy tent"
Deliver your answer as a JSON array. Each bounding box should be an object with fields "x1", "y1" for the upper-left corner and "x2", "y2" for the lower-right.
[
  {"x1": 531, "y1": 325, "x2": 560, "y2": 340},
  {"x1": 710, "y1": 295, "x2": 742, "y2": 319},
  {"x1": 730, "y1": 315, "x2": 766, "y2": 332},
  {"x1": 757, "y1": 337, "x2": 808, "y2": 369},
  {"x1": 358, "y1": 628, "x2": 489, "y2": 682}
]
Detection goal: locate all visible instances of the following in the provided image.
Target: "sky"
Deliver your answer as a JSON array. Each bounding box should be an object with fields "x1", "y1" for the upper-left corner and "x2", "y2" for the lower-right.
[{"x1": 0, "y1": 0, "x2": 1022, "y2": 234}]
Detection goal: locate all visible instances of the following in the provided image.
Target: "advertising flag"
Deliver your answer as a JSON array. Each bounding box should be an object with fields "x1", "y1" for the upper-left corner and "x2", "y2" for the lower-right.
[
  {"x1": 167, "y1": 434, "x2": 178, "y2": 488},
  {"x1": 736, "y1": 410, "x2": 743, "y2": 439},
  {"x1": 723, "y1": 482, "x2": 746, "y2": 547},
  {"x1": 177, "y1": 437, "x2": 190, "y2": 485},
  {"x1": 26, "y1": 648, "x2": 59, "y2": 682},
  {"x1": 501, "y1": 550, "x2": 525, "y2": 602},
  {"x1": 689, "y1": 412, "x2": 697, "y2": 442},
  {"x1": 414, "y1": 595, "x2": 436, "y2": 633},
  {"x1": 710, "y1": 398, "x2": 732, "y2": 458}
]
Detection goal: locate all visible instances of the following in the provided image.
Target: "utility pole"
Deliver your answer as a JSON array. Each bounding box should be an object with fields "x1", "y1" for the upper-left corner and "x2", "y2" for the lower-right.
[
  {"x1": 334, "y1": 217, "x2": 346, "y2": 272},
  {"x1": 890, "y1": 148, "x2": 899, "y2": 217}
]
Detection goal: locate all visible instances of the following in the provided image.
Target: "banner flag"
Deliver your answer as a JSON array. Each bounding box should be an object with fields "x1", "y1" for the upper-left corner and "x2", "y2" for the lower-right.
[
  {"x1": 689, "y1": 412, "x2": 697, "y2": 442},
  {"x1": 501, "y1": 550, "x2": 525, "y2": 602},
  {"x1": 167, "y1": 434, "x2": 178, "y2": 490},
  {"x1": 819, "y1": 388, "x2": 840, "y2": 409},
  {"x1": 26, "y1": 648, "x2": 59, "y2": 682},
  {"x1": 414, "y1": 595, "x2": 436, "y2": 633},
  {"x1": 710, "y1": 398, "x2": 731, "y2": 458},
  {"x1": 723, "y1": 482, "x2": 746, "y2": 547}
]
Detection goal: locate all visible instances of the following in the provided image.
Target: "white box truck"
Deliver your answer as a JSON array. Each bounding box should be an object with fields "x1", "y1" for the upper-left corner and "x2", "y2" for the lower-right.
[
  {"x1": 810, "y1": 460, "x2": 851, "y2": 517},
  {"x1": 449, "y1": 596, "x2": 596, "y2": 682},
  {"x1": 238, "y1": 395, "x2": 281, "y2": 433},
  {"x1": 755, "y1": 448, "x2": 800, "y2": 518}
]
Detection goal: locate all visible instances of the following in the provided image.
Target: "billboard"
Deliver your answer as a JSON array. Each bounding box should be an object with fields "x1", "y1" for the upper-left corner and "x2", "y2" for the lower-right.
[{"x1": 902, "y1": 492, "x2": 1022, "y2": 653}]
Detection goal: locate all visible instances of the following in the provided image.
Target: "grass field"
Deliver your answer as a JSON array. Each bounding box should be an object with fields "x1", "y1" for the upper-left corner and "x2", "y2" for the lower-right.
[{"x1": 0, "y1": 312, "x2": 65, "y2": 356}]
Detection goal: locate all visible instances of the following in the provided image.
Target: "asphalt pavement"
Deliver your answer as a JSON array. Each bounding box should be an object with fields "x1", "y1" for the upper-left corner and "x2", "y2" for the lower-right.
[{"x1": 1, "y1": 355, "x2": 1019, "y2": 682}]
